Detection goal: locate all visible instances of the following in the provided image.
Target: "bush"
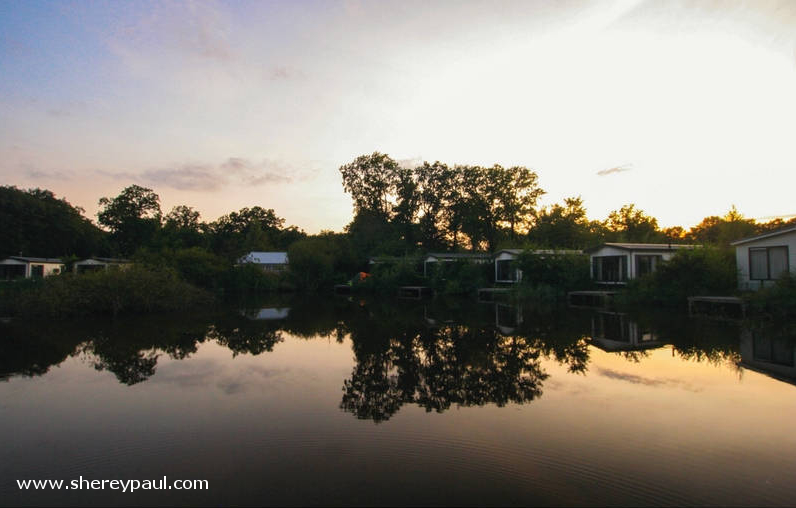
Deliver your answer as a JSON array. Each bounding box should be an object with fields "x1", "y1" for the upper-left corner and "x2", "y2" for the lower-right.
[
  {"x1": 745, "y1": 273, "x2": 796, "y2": 321},
  {"x1": 618, "y1": 247, "x2": 737, "y2": 307},
  {"x1": 427, "y1": 260, "x2": 492, "y2": 295},
  {"x1": 10, "y1": 265, "x2": 212, "y2": 319},
  {"x1": 515, "y1": 251, "x2": 591, "y2": 293},
  {"x1": 359, "y1": 258, "x2": 425, "y2": 294},
  {"x1": 220, "y1": 263, "x2": 290, "y2": 292}
]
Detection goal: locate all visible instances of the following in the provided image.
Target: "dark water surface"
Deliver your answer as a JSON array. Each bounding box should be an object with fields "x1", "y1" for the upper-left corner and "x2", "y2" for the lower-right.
[{"x1": 1, "y1": 296, "x2": 795, "y2": 506}]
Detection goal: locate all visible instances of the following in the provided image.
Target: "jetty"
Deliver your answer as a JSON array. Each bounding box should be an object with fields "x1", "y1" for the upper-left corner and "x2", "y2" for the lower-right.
[
  {"x1": 477, "y1": 287, "x2": 512, "y2": 302},
  {"x1": 398, "y1": 286, "x2": 432, "y2": 299},
  {"x1": 687, "y1": 296, "x2": 746, "y2": 319},
  {"x1": 567, "y1": 290, "x2": 617, "y2": 308}
]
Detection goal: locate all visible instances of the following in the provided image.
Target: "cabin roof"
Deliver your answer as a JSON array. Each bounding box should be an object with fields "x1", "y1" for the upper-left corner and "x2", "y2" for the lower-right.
[
  {"x1": 586, "y1": 243, "x2": 699, "y2": 253},
  {"x1": 730, "y1": 225, "x2": 796, "y2": 246},
  {"x1": 75, "y1": 257, "x2": 131, "y2": 264},
  {"x1": 426, "y1": 252, "x2": 491, "y2": 260},
  {"x1": 238, "y1": 251, "x2": 288, "y2": 264},
  {"x1": 2, "y1": 256, "x2": 64, "y2": 263}
]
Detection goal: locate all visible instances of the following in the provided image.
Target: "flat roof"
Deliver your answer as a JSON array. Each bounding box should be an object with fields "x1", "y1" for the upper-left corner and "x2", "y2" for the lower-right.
[
  {"x1": 1, "y1": 256, "x2": 64, "y2": 263},
  {"x1": 731, "y1": 225, "x2": 796, "y2": 246},
  {"x1": 586, "y1": 243, "x2": 699, "y2": 253}
]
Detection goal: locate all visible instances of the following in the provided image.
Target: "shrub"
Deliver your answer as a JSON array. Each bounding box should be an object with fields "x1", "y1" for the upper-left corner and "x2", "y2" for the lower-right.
[
  {"x1": 619, "y1": 247, "x2": 737, "y2": 307},
  {"x1": 359, "y1": 258, "x2": 425, "y2": 294},
  {"x1": 745, "y1": 273, "x2": 796, "y2": 321},
  {"x1": 10, "y1": 265, "x2": 212, "y2": 319},
  {"x1": 427, "y1": 260, "x2": 491, "y2": 295},
  {"x1": 515, "y1": 251, "x2": 592, "y2": 295}
]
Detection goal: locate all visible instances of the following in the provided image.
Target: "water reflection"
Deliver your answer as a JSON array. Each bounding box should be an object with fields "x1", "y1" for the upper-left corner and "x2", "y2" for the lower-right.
[
  {"x1": 2, "y1": 296, "x2": 792, "y2": 420},
  {"x1": 739, "y1": 325, "x2": 796, "y2": 385}
]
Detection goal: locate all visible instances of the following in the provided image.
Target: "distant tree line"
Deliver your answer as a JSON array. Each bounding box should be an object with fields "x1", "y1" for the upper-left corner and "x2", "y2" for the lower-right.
[
  {"x1": 339, "y1": 152, "x2": 795, "y2": 254},
  {"x1": 1, "y1": 153, "x2": 794, "y2": 290}
]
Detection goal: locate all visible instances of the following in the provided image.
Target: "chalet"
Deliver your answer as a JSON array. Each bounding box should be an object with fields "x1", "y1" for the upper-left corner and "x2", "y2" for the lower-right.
[
  {"x1": 731, "y1": 226, "x2": 796, "y2": 290},
  {"x1": 494, "y1": 249, "x2": 523, "y2": 283},
  {"x1": 587, "y1": 243, "x2": 699, "y2": 285},
  {"x1": 237, "y1": 251, "x2": 289, "y2": 272},
  {"x1": 494, "y1": 248, "x2": 584, "y2": 283},
  {"x1": 73, "y1": 257, "x2": 131, "y2": 273},
  {"x1": 423, "y1": 252, "x2": 491, "y2": 276},
  {"x1": 0, "y1": 256, "x2": 64, "y2": 280}
]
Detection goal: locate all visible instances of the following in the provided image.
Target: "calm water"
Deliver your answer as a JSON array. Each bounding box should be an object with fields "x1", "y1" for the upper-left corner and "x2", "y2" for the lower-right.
[{"x1": 1, "y1": 296, "x2": 795, "y2": 506}]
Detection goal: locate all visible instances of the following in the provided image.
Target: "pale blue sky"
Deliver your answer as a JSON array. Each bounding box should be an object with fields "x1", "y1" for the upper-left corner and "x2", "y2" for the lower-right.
[{"x1": 2, "y1": 0, "x2": 795, "y2": 232}]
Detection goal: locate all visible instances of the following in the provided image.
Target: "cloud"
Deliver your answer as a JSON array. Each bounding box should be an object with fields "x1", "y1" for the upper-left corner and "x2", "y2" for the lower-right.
[
  {"x1": 597, "y1": 164, "x2": 633, "y2": 176},
  {"x1": 98, "y1": 157, "x2": 313, "y2": 191},
  {"x1": 47, "y1": 108, "x2": 71, "y2": 118},
  {"x1": 20, "y1": 163, "x2": 72, "y2": 181},
  {"x1": 597, "y1": 367, "x2": 702, "y2": 392}
]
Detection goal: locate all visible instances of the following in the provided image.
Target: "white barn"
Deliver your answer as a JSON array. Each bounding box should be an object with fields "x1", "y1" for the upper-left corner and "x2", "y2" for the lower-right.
[
  {"x1": 731, "y1": 226, "x2": 796, "y2": 290},
  {"x1": 0, "y1": 256, "x2": 64, "y2": 280},
  {"x1": 587, "y1": 243, "x2": 699, "y2": 285},
  {"x1": 237, "y1": 251, "x2": 289, "y2": 272}
]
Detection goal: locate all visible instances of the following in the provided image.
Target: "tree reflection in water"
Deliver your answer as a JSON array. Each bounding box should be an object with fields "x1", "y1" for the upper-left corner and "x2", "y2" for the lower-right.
[{"x1": 2, "y1": 296, "x2": 781, "y2": 420}]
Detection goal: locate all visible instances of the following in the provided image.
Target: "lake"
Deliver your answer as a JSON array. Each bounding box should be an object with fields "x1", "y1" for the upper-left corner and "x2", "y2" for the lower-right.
[{"x1": 1, "y1": 296, "x2": 795, "y2": 506}]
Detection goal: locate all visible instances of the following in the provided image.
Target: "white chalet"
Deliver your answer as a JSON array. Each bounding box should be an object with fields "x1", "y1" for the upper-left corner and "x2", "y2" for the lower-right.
[
  {"x1": 731, "y1": 226, "x2": 796, "y2": 290},
  {"x1": 587, "y1": 243, "x2": 699, "y2": 285},
  {"x1": 0, "y1": 256, "x2": 64, "y2": 280},
  {"x1": 237, "y1": 251, "x2": 289, "y2": 272}
]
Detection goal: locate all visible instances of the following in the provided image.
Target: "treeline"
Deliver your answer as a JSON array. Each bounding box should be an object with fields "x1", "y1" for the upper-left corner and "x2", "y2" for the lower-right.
[
  {"x1": 2, "y1": 152, "x2": 795, "y2": 293},
  {"x1": 339, "y1": 153, "x2": 795, "y2": 254}
]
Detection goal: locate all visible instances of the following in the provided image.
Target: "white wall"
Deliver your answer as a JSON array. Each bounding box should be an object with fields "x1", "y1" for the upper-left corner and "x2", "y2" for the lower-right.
[{"x1": 735, "y1": 231, "x2": 796, "y2": 290}]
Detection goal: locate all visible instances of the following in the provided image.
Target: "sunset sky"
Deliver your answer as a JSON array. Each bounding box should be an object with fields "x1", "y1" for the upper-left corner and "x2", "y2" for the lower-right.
[{"x1": 2, "y1": 0, "x2": 795, "y2": 233}]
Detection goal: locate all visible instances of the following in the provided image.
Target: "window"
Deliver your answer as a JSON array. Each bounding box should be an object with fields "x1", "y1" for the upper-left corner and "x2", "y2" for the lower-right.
[
  {"x1": 30, "y1": 265, "x2": 44, "y2": 278},
  {"x1": 496, "y1": 259, "x2": 516, "y2": 281},
  {"x1": 635, "y1": 255, "x2": 663, "y2": 277},
  {"x1": 749, "y1": 246, "x2": 789, "y2": 280},
  {"x1": 592, "y1": 256, "x2": 627, "y2": 282}
]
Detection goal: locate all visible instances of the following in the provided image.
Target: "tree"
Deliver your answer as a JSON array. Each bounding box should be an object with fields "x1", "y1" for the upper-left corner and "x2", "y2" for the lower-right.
[
  {"x1": 207, "y1": 206, "x2": 285, "y2": 259},
  {"x1": 0, "y1": 186, "x2": 105, "y2": 257},
  {"x1": 339, "y1": 152, "x2": 401, "y2": 219},
  {"x1": 162, "y1": 205, "x2": 204, "y2": 248},
  {"x1": 604, "y1": 204, "x2": 660, "y2": 243},
  {"x1": 688, "y1": 206, "x2": 757, "y2": 246},
  {"x1": 529, "y1": 196, "x2": 597, "y2": 249},
  {"x1": 96, "y1": 185, "x2": 162, "y2": 255}
]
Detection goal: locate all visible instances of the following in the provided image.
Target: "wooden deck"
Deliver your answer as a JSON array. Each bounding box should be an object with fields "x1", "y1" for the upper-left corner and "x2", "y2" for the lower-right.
[
  {"x1": 333, "y1": 284, "x2": 352, "y2": 294},
  {"x1": 687, "y1": 296, "x2": 746, "y2": 319},
  {"x1": 398, "y1": 286, "x2": 432, "y2": 299},
  {"x1": 477, "y1": 287, "x2": 512, "y2": 302},
  {"x1": 567, "y1": 290, "x2": 617, "y2": 308}
]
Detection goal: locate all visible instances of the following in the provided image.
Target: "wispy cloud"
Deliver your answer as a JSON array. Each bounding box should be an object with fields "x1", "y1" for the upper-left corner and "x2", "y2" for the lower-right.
[
  {"x1": 98, "y1": 157, "x2": 314, "y2": 191},
  {"x1": 20, "y1": 163, "x2": 72, "y2": 181},
  {"x1": 598, "y1": 367, "x2": 702, "y2": 392},
  {"x1": 597, "y1": 163, "x2": 633, "y2": 176}
]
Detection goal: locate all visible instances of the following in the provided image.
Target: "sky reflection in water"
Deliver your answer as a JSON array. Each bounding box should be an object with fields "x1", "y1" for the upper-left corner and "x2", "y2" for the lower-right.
[{"x1": 1, "y1": 297, "x2": 795, "y2": 506}]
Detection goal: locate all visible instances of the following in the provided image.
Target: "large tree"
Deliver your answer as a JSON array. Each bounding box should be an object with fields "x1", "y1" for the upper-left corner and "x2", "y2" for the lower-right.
[
  {"x1": 339, "y1": 152, "x2": 401, "y2": 219},
  {"x1": 97, "y1": 185, "x2": 162, "y2": 255},
  {"x1": 604, "y1": 204, "x2": 661, "y2": 243},
  {"x1": 0, "y1": 186, "x2": 105, "y2": 257}
]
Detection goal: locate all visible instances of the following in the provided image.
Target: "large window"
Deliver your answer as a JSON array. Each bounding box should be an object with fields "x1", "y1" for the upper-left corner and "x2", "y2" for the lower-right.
[
  {"x1": 635, "y1": 255, "x2": 663, "y2": 277},
  {"x1": 749, "y1": 246, "x2": 789, "y2": 280},
  {"x1": 592, "y1": 256, "x2": 627, "y2": 283}
]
